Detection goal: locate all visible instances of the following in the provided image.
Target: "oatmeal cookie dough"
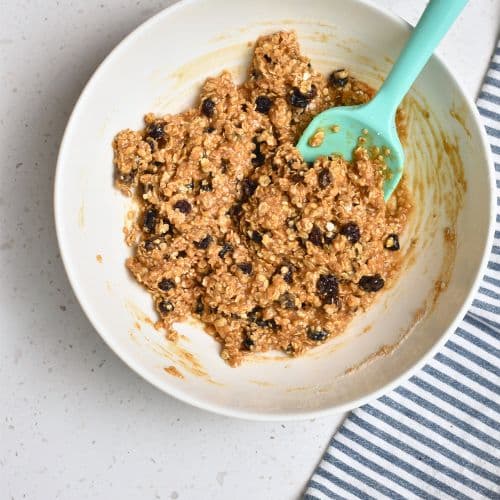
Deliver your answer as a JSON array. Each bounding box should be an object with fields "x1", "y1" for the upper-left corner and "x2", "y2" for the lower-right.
[{"x1": 113, "y1": 31, "x2": 412, "y2": 366}]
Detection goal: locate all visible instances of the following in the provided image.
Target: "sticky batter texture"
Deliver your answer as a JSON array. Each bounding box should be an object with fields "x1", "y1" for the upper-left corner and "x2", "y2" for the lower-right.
[{"x1": 113, "y1": 31, "x2": 411, "y2": 366}]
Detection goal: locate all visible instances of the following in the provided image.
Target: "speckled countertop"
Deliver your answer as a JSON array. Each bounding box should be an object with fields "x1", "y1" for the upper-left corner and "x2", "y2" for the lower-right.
[{"x1": 1, "y1": 1, "x2": 498, "y2": 499}]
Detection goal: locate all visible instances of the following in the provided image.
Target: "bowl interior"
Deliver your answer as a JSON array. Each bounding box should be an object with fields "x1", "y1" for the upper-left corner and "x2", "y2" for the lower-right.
[{"x1": 55, "y1": 0, "x2": 492, "y2": 419}]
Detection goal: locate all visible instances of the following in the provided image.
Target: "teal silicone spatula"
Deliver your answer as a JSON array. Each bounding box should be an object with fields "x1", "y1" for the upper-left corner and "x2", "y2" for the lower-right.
[{"x1": 297, "y1": 0, "x2": 468, "y2": 200}]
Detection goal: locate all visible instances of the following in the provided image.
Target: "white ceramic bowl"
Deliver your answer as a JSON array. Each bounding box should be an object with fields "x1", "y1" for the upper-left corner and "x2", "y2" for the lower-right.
[{"x1": 54, "y1": 0, "x2": 494, "y2": 420}]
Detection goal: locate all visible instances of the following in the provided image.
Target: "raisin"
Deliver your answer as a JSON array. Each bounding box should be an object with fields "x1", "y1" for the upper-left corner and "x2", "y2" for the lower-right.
[
  {"x1": 359, "y1": 274, "x2": 385, "y2": 292},
  {"x1": 174, "y1": 199, "x2": 192, "y2": 214},
  {"x1": 282, "y1": 265, "x2": 293, "y2": 284},
  {"x1": 227, "y1": 202, "x2": 243, "y2": 219},
  {"x1": 242, "y1": 334, "x2": 254, "y2": 350},
  {"x1": 255, "y1": 96, "x2": 272, "y2": 114},
  {"x1": 158, "y1": 300, "x2": 174, "y2": 315},
  {"x1": 318, "y1": 168, "x2": 331, "y2": 189},
  {"x1": 201, "y1": 98, "x2": 215, "y2": 117},
  {"x1": 147, "y1": 123, "x2": 164, "y2": 139},
  {"x1": 200, "y1": 178, "x2": 213, "y2": 192},
  {"x1": 256, "y1": 318, "x2": 278, "y2": 330},
  {"x1": 238, "y1": 262, "x2": 253, "y2": 275},
  {"x1": 252, "y1": 140, "x2": 265, "y2": 167},
  {"x1": 307, "y1": 328, "x2": 329, "y2": 341},
  {"x1": 143, "y1": 238, "x2": 157, "y2": 251},
  {"x1": 316, "y1": 274, "x2": 339, "y2": 304},
  {"x1": 218, "y1": 243, "x2": 233, "y2": 259},
  {"x1": 143, "y1": 208, "x2": 157, "y2": 233},
  {"x1": 384, "y1": 234, "x2": 400, "y2": 251},
  {"x1": 247, "y1": 306, "x2": 263, "y2": 323},
  {"x1": 241, "y1": 178, "x2": 258, "y2": 200},
  {"x1": 195, "y1": 235, "x2": 213, "y2": 249},
  {"x1": 288, "y1": 88, "x2": 310, "y2": 108},
  {"x1": 160, "y1": 217, "x2": 174, "y2": 236},
  {"x1": 158, "y1": 278, "x2": 175, "y2": 292},
  {"x1": 279, "y1": 292, "x2": 296, "y2": 309},
  {"x1": 328, "y1": 69, "x2": 349, "y2": 87},
  {"x1": 251, "y1": 230, "x2": 263, "y2": 244},
  {"x1": 340, "y1": 222, "x2": 360, "y2": 243},
  {"x1": 309, "y1": 225, "x2": 323, "y2": 247},
  {"x1": 194, "y1": 296, "x2": 204, "y2": 315}
]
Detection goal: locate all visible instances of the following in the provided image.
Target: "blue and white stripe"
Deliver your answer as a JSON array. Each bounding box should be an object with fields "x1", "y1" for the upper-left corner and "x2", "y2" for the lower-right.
[{"x1": 305, "y1": 41, "x2": 500, "y2": 500}]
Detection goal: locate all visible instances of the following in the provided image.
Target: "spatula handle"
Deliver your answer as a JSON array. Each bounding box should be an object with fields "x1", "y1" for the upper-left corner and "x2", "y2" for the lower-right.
[{"x1": 372, "y1": 0, "x2": 468, "y2": 117}]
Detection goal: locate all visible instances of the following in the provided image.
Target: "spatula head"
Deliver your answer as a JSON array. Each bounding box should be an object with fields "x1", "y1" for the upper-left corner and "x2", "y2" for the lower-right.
[{"x1": 296, "y1": 104, "x2": 404, "y2": 200}]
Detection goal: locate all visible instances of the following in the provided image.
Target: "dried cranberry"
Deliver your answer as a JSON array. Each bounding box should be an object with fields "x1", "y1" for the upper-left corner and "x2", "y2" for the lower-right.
[
  {"x1": 359, "y1": 274, "x2": 385, "y2": 292},
  {"x1": 174, "y1": 200, "x2": 192, "y2": 214},
  {"x1": 255, "y1": 96, "x2": 272, "y2": 114},
  {"x1": 340, "y1": 222, "x2": 360, "y2": 243},
  {"x1": 201, "y1": 98, "x2": 215, "y2": 117}
]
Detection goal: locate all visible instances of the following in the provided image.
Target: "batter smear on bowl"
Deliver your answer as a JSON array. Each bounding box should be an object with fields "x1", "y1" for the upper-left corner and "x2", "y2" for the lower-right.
[{"x1": 113, "y1": 31, "x2": 412, "y2": 366}]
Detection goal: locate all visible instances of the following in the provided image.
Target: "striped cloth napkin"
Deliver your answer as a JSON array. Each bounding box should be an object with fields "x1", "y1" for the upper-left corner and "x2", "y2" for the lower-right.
[{"x1": 305, "y1": 41, "x2": 500, "y2": 500}]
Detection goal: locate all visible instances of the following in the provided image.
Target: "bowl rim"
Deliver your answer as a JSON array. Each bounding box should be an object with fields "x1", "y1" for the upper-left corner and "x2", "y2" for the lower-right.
[{"x1": 54, "y1": 0, "x2": 495, "y2": 421}]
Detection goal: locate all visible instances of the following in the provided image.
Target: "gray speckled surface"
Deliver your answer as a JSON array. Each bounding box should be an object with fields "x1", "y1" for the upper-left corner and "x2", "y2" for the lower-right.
[{"x1": 1, "y1": 1, "x2": 498, "y2": 499}]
